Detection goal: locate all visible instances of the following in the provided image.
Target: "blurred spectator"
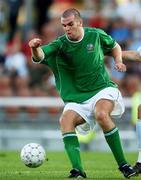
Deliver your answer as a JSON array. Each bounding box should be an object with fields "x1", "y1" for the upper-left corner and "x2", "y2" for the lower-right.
[
  {"x1": 116, "y1": 0, "x2": 141, "y2": 24},
  {"x1": 22, "y1": 29, "x2": 39, "y2": 63},
  {"x1": 29, "y1": 63, "x2": 49, "y2": 88},
  {"x1": 120, "y1": 74, "x2": 141, "y2": 97},
  {"x1": 83, "y1": 0, "x2": 101, "y2": 11},
  {"x1": 41, "y1": 72, "x2": 58, "y2": 97},
  {"x1": 88, "y1": 12, "x2": 110, "y2": 31},
  {"x1": 5, "y1": 51, "x2": 28, "y2": 78},
  {"x1": 5, "y1": 30, "x2": 29, "y2": 78},
  {"x1": 14, "y1": 76, "x2": 39, "y2": 118},
  {"x1": 49, "y1": 0, "x2": 79, "y2": 18},
  {"x1": 0, "y1": 0, "x2": 141, "y2": 119},
  {"x1": 0, "y1": 75, "x2": 19, "y2": 118},
  {"x1": 40, "y1": 21, "x2": 58, "y2": 44},
  {"x1": 0, "y1": 0, "x2": 7, "y2": 29},
  {"x1": 101, "y1": 0, "x2": 118, "y2": 18},
  {"x1": 0, "y1": 0, "x2": 8, "y2": 56},
  {"x1": 41, "y1": 72, "x2": 62, "y2": 114},
  {"x1": 128, "y1": 24, "x2": 141, "y2": 51},
  {"x1": 34, "y1": 0, "x2": 53, "y2": 33},
  {"x1": 7, "y1": 0, "x2": 23, "y2": 41},
  {"x1": 109, "y1": 17, "x2": 131, "y2": 49},
  {"x1": 14, "y1": 76, "x2": 30, "y2": 96},
  {"x1": 0, "y1": 75, "x2": 12, "y2": 96}
]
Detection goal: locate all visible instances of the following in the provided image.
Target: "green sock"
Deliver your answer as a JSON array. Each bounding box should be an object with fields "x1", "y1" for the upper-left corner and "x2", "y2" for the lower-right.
[
  {"x1": 63, "y1": 132, "x2": 83, "y2": 172},
  {"x1": 104, "y1": 127, "x2": 127, "y2": 167}
]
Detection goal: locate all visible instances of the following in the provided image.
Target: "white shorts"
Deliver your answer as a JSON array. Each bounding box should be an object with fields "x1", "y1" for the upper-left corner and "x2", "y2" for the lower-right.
[{"x1": 63, "y1": 87, "x2": 125, "y2": 134}]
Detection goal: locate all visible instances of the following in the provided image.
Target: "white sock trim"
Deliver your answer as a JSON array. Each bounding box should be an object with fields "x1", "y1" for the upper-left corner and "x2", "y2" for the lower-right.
[
  {"x1": 104, "y1": 127, "x2": 118, "y2": 137},
  {"x1": 63, "y1": 133, "x2": 77, "y2": 138}
]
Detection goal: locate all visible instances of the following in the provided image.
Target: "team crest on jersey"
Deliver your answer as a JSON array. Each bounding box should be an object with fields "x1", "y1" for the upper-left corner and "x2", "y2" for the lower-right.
[{"x1": 86, "y1": 43, "x2": 94, "y2": 52}]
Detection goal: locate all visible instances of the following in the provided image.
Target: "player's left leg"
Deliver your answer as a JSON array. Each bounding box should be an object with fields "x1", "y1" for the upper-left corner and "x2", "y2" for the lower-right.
[
  {"x1": 59, "y1": 110, "x2": 86, "y2": 178},
  {"x1": 134, "y1": 104, "x2": 141, "y2": 173},
  {"x1": 94, "y1": 99, "x2": 137, "y2": 178}
]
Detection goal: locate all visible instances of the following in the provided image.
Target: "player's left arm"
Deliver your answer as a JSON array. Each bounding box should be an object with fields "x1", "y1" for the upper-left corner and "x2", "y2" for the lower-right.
[
  {"x1": 110, "y1": 42, "x2": 126, "y2": 72},
  {"x1": 97, "y1": 28, "x2": 126, "y2": 72}
]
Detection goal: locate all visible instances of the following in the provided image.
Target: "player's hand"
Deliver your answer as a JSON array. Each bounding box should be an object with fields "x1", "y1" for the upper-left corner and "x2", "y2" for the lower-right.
[
  {"x1": 28, "y1": 38, "x2": 42, "y2": 48},
  {"x1": 114, "y1": 62, "x2": 126, "y2": 72}
]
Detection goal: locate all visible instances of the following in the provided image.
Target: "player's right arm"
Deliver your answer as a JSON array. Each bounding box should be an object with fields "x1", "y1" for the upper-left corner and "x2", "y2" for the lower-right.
[
  {"x1": 28, "y1": 38, "x2": 44, "y2": 62},
  {"x1": 28, "y1": 38, "x2": 60, "y2": 62}
]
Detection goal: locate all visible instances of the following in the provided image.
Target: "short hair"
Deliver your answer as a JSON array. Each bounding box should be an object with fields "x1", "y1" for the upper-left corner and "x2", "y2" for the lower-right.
[{"x1": 62, "y1": 8, "x2": 82, "y2": 19}]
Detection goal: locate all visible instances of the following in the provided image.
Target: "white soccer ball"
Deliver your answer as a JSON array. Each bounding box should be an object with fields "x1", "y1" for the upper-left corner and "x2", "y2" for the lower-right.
[{"x1": 20, "y1": 143, "x2": 46, "y2": 168}]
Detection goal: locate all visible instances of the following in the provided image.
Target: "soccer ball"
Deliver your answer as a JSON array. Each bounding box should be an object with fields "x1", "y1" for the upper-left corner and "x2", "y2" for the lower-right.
[{"x1": 20, "y1": 143, "x2": 46, "y2": 168}]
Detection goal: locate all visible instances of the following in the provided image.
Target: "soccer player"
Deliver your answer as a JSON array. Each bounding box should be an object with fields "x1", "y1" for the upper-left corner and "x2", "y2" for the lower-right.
[
  {"x1": 122, "y1": 49, "x2": 141, "y2": 62},
  {"x1": 28, "y1": 8, "x2": 137, "y2": 178},
  {"x1": 133, "y1": 104, "x2": 141, "y2": 173},
  {"x1": 121, "y1": 47, "x2": 141, "y2": 174},
  {"x1": 108, "y1": 49, "x2": 141, "y2": 62}
]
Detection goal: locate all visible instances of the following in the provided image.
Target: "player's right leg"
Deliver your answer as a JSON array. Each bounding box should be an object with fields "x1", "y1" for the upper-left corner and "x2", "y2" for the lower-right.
[
  {"x1": 59, "y1": 110, "x2": 86, "y2": 178},
  {"x1": 134, "y1": 104, "x2": 141, "y2": 173}
]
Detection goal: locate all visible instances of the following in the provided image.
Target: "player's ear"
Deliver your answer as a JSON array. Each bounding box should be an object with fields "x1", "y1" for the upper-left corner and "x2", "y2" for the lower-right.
[{"x1": 78, "y1": 19, "x2": 83, "y2": 26}]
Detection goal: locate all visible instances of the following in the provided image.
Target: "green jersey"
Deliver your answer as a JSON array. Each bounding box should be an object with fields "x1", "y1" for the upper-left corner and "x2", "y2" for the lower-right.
[{"x1": 40, "y1": 27, "x2": 117, "y2": 103}]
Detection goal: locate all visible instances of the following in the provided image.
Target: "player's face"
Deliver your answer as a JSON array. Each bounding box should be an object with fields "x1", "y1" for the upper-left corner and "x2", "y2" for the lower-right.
[{"x1": 61, "y1": 14, "x2": 83, "y2": 41}]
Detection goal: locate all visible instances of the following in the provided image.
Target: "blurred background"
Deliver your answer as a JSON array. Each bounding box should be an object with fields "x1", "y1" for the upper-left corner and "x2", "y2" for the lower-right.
[{"x1": 0, "y1": 0, "x2": 141, "y2": 151}]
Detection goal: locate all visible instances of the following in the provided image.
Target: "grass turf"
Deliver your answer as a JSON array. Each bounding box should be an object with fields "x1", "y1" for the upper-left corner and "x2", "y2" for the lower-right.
[{"x1": 0, "y1": 151, "x2": 140, "y2": 180}]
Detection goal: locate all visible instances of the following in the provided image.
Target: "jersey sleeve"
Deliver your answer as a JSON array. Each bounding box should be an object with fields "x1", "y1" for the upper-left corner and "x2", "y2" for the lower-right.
[
  {"x1": 97, "y1": 29, "x2": 116, "y2": 55},
  {"x1": 40, "y1": 39, "x2": 61, "y2": 64}
]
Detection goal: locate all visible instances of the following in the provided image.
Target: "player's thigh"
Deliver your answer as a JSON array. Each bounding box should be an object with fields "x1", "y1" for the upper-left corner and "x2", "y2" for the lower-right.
[
  {"x1": 94, "y1": 99, "x2": 114, "y2": 119},
  {"x1": 60, "y1": 110, "x2": 85, "y2": 127}
]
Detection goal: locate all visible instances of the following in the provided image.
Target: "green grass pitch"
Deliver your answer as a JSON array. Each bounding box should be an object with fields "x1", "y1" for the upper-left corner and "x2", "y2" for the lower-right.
[{"x1": 0, "y1": 151, "x2": 140, "y2": 180}]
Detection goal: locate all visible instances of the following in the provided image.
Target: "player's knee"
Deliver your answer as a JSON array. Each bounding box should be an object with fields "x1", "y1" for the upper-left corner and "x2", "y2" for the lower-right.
[
  {"x1": 59, "y1": 116, "x2": 67, "y2": 126},
  {"x1": 59, "y1": 115, "x2": 76, "y2": 133},
  {"x1": 95, "y1": 110, "x2": 108, "y2": 124},
  {"x1": 59, "y1": 115, "x2": 75, "y2": 127}
]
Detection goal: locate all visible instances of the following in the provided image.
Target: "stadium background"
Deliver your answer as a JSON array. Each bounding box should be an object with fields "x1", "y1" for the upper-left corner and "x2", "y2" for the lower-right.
[{"x1": 0, "y1": 0, "x2": 141, "y2": 151}]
